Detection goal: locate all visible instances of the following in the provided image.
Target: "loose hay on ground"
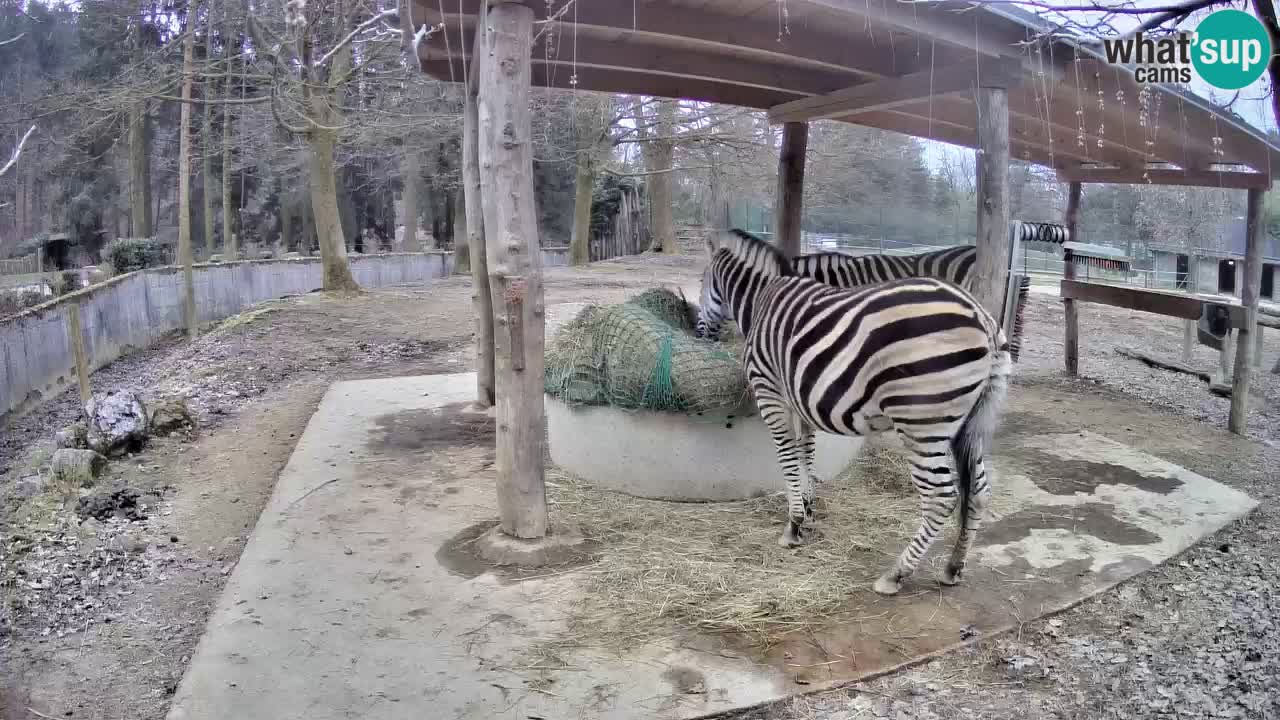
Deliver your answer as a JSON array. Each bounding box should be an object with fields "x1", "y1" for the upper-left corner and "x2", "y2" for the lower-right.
[{"x1": 543, "y1": 439, "x2": 921, "y2": 649}]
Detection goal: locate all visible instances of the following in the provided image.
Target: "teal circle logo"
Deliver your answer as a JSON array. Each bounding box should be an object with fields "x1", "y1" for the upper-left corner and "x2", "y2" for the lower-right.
[{"x1": 1192, "y1": 9, "x2": 1271, "y2": 90}]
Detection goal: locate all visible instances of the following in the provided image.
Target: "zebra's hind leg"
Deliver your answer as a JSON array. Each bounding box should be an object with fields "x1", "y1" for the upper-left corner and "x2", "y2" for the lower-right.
[
  {"x1": 941, "y1": 449, "x2": 991, "y2": 586},
  {"x1": 754, "y1": 387, "x2": 809, "y2": 548},
  {"x1": 872, "y1": 435, "x2": 959, "y2": 596},
  {"x1": 796, "y1": 419, "x2": 817, "y2": 526}
]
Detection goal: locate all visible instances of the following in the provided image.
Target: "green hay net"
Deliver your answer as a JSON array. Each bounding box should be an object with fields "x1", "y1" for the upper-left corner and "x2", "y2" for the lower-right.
[{"x1": 545, "y1": 288, "x2": 750, "y2": 413}]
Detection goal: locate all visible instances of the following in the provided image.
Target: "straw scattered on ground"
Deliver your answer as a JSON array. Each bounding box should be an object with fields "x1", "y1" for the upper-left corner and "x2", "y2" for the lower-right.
[{"x1": 542, "y1": 442, "x2": 923, "y2": 650}]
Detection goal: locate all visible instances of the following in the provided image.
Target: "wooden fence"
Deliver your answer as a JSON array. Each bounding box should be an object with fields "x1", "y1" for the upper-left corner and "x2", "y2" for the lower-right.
[
  {"x1": 0, "y1": 252, "x2": 40, "y2": 275},
  {"x1": 589, "y1": 182, "x2": 649, "y2": 262}
]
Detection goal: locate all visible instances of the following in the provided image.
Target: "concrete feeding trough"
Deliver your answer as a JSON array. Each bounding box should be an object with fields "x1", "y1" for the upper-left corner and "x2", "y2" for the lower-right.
[{"x1": 545, "y1": 394, "x2": 866, "y2": 502}]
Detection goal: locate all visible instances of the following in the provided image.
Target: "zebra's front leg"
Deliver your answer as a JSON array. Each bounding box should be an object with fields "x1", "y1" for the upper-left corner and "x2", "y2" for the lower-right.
[
  {"x1": 873, "y1": 437, "x2": 959, "y2": 596},
  {"x1": 755, "y1": 388, "x2": 809, "y2": 547}
]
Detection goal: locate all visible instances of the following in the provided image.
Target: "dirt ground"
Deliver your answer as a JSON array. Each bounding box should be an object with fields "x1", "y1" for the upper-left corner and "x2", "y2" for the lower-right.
[{"x1": 2, "y1": 256, "x2": 1278, "y2": 720}]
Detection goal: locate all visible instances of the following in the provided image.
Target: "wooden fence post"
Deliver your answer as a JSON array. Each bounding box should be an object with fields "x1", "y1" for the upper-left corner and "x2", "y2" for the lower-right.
[
  {"x1": 1063, "y1": 181, "x2": 1082, "y2": 375},
  {"x1": 1229, "y1": 186, "x2": 1267, "y2": 434},
  {"x1": 66, "y1": 304, "x2": 92, "y2": 407},
  {"x1": 479, "y1": 0, "x2": 547, "y2": 538}
]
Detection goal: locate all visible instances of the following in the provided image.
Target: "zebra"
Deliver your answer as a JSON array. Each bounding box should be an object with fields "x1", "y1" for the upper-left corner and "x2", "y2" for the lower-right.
[
  {"x1": 793, "y1": 245, "x2": 1031, "y2": 362},
  {"x1": 793, "y1": 245, "x2": 977, "y2": 291},
  {"x1": 695, "y1": 229, "x2": 1012, "y2": 596}
]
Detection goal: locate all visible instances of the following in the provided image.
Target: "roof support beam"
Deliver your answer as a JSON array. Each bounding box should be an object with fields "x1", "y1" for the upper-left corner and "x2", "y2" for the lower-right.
[
  {"x1": 1056, "y1": 166, "x2": 1273, "y2": 189},
  {"x1": 767, "y1": 59, "x2": 1021, "y2": 124},
  {"x1": 775, "y1": 122, "x2": 808, "y2": 260}
]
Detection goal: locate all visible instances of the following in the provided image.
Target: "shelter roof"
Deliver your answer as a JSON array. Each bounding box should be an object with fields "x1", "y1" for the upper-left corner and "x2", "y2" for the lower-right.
[{"x1": 412, "y1": 0, "x2": 1280, "y2": 187}]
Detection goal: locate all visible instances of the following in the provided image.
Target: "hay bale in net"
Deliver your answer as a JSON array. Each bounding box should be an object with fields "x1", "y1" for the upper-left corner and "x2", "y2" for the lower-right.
[{"x1": 545, "y1": 288, "x2": 748, "y2": 413}]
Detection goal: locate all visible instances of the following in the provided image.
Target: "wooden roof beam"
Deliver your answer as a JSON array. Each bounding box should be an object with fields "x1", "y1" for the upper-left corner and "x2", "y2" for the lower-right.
[
  {"x1": 803, "y1": 0, "x2": 1018, "y2": 58},
  {"x1": 767, "y1": 59, "x2": 1022, "y2": 124},
  {"x1": 413, "y1": 0, "x2": 932, "y2": 81},
  {"x1": 1057, "y1": 166, "x2": 1274, "y2": 189}
]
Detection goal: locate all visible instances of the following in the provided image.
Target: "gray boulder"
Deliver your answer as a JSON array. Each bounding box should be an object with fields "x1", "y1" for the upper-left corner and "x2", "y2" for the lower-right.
[{"x1": 85, "y1": 390, "x2": 149, "y2": 457}]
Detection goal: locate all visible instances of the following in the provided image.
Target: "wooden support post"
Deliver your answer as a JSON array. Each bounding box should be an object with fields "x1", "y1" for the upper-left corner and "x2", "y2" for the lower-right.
[
  {"x1": 1062, "y1": 181, "x2": 1081, "y2": 376},
  {"x1": 1255, "y1": 325, "x2": 1265, "y2": 369},
  {"x1": 66, "y1": 304, "x2": 91, "y2": 406},
  {"x1": 774, "y1": 121, "x2": 808, "y2": 260},
  {"x1": 464, "y1": 0, "x2": 495, "y2": 408},
  {"x1": 479, "y1": 1, "x2": 548, "y2": 539},
  {"x1": 1182, "y1": 320, "x2": 1194, "y2": 363},
  {"x1": 1229, "y1": 186, "x2": 1267, "y2": 435},
  {"x1": 973, "y1": 86, "x2": 1010, "y2": 320}
]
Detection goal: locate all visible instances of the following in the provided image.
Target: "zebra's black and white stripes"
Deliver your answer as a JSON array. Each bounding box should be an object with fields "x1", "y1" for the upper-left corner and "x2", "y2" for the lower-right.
[
  {"x1": 792, "y1": 245, "x2": 1031, "y2": 362},
  {"x1": 792, "y1": 245, "x2": 978, "y2": 292},
  {"x1": 696, "y1": 229, "x2": 1011, "y2": 596}
]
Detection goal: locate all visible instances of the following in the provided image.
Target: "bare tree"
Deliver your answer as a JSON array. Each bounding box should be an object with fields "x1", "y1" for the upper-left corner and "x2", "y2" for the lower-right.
[{"x1": 0, "y1": 125, "x2": 34, "y2": 179}]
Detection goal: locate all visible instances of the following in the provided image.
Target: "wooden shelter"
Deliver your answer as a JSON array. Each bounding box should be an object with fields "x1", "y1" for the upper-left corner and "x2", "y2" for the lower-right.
[{"x1": 410, "y1": 0, "x2": 1280, "y2": 538}]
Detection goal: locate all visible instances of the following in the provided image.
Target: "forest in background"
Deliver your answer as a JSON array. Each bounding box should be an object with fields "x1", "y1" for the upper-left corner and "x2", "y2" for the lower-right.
[{"x1": 2, "y1": 0, "x2": 1280, "y2": 279}]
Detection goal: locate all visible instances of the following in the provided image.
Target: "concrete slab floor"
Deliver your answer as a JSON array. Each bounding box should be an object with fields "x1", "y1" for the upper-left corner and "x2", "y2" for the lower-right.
[{"x1": 166, "y1": 372, "x2": 1258, "y2": 720}]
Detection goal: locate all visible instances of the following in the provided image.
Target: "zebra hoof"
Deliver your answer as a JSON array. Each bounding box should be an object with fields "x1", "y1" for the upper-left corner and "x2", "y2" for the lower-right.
[
  {"x1": 939, "y1": 565, "x2": 963, "y2": 586},
  {"x1": 872, "y1": 573, "x2": 902, "y2": 596},
  {"x1": 778, "y1": 520, "x2": 810, "y2": 548}
]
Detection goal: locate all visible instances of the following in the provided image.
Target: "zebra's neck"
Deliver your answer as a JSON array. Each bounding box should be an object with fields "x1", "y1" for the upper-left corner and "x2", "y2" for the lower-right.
[{"x1": 718, "y1": 255, "x2": 783, "y2": 336}]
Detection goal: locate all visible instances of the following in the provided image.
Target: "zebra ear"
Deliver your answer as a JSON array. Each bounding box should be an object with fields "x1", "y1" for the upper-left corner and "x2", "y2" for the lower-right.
[{"x1": 704, "y1": 232, "x2": 720, "y2": 261}]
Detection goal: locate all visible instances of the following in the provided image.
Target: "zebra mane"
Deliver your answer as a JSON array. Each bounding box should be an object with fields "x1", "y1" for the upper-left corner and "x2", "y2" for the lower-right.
[{"x1": 716, "y1": 228, "x2": 792, "y2": 277}]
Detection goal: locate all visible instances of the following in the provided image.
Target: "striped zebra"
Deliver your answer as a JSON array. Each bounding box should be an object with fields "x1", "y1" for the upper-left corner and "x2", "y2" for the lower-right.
[
  {"x1": 792, "y1": 245, "x2": 977, "y2": 290},
  {"x1": 793, "y1": 245, "x2": 1031, "y2": 361},
  {"x1": 696, "y1": 229, "x2": 1012, "y2": 596}
]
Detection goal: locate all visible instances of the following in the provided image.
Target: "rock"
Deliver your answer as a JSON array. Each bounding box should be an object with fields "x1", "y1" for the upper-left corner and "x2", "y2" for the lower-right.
[
  {"x1": 75, "y1": 487, "x2": 146, "y2": 522},
  {"x1": 85, "y1": 391, "x2": 149, "y2": 457},
  {"x1": 15, "y1": 474, "x2": 45, "y2": 497},
  {"x1": 50, "y1": 448, "x2": 109, "y2": 488},
  {"x1": 149, "y1": 396, "x2": 196, "y2": 435},
  {"x1": 55, "y1": 421, "x2": 90, "y2": 449}
]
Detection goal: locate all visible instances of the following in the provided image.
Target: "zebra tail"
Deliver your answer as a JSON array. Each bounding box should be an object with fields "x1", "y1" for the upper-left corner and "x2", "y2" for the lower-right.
[{"x1": 950, "y1": 327, "x2": 1013, "y2": 528}]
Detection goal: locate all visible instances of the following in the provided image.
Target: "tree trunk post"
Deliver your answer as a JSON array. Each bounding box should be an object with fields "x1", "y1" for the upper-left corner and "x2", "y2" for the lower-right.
[
  {"x1": 201, "y1": 5, "x2": 216, "y2": 262},
  {"x1": 973, "y1": 86, "x2": 1011, "y2": 320},
  {"x1": 129, "y1": 103, "x2": 152, "y2": 239},
  {"x1": 775, "y1": 121, "x2": 808, "y2": 260},
  {"x1": 479, "y1": 0, "x2": 547, "y2": 539},
  {"x1": 1229, "y1": 186, "x2": 1268, "y2": 435},
  {"x1": 1063, "y1": 181, "x2": 1082, "y2": 375},
  {"x1": 465, "y1": 0, "x2": 495, "y2": 408},
  {"x1": 1254, "y1": 325, "x2": 1265, "y2": 369}
]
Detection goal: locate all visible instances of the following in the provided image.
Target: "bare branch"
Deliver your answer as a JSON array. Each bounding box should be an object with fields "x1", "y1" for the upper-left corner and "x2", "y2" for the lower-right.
[
  {"x1": 0, "y1": 125, "x2": 36, "y2": 178},
  {"x1": 0, "y1": 32, "x2": 25, "y2": 48},
  {"x1": 315, "y1": 8, "x2": 400, "y2": 68}
]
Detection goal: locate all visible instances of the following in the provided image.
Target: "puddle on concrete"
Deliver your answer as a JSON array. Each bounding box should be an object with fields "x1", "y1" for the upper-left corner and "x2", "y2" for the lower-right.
[
  {"x1": 1017, "y1": 450, "x2": 1183, "y2": 496},
  {"x1": 367, "y1": 402, "x2": 495, "y2": 456},
  {"x1": 981, "y1": 502, "x2": 1161, "y2": 546}
]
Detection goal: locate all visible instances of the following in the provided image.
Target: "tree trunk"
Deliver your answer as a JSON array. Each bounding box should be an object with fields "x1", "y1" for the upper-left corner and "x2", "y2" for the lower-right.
[
  {"x1": 307, "y1": 128, "x2": 360, "y2": 292},
  {"x1": 643, "y1": 99, "x2": 677, "y2": 253},
  {"x1": 1229, "y1": 187, "x2": 1267, "y2": 434},
  {"x1": 221, "y1": 2, "x2": 237, "y2": 260},
  {"x1": 465, "y1": 3, "x2": 495, "y2": 407},
  {"x1": 453, "y1": 188, "x2": 469, "y2": 273},
  {"x1": 1063, "y1": 181, "x2": 1081, "y2": 375},
  {"x1": 128, "y1": 103, "x2": 152, "y2": 238},
  {"x1": 479, "y1": 1, "x2": 546, "y2": 538},
  {"x1": 401, "y1": 151, "x2": 421, "y2": 252},
  {"x1": 569, "y1": 146, "x2": 594, "y2": 265},
  {"x1": 177, "y1": 9, "x2": 199, "y2": 337},
  {"x1": 200, "y1": 4, "x2": 215, "y2": 260}
]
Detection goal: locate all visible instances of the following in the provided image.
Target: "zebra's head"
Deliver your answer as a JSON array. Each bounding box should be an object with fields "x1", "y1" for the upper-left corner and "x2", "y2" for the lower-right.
[
  {"x1": 695, "y1": 229, "x2": 788, "y2": 340},
  {"x1": 695, "y1": 233, "x2": 730, "y2": 340}
]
